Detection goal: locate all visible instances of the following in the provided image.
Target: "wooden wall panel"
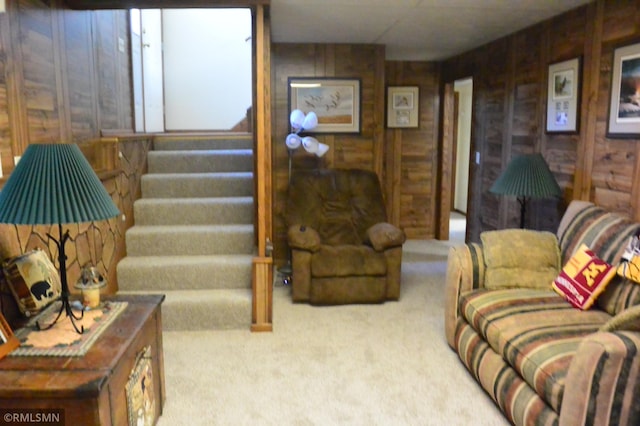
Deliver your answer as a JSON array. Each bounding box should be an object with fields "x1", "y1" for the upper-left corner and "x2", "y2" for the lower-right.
[
  {"x1": 441, "y1": 0, "x2": 640, "y2": 240},
  {"x1": 271, "y1": 43, "x2": 388, "y2": 263},
  {"x1": 20, "y1": 0, "x2": 62, "y2": 144},
  {"x1": 0, "y1": 0, "x2": 138, "y2": 319},
  {"x1": 63, "y1": 10, "x2": 98, "y2": 140},
  {"x1": 0, "y1": 1, "x2": 132, "y2": 173},
  {"x1": 0, "y1": 12, "x2": 11, "y2": 177},
  {"x1": 386, "y1": 61, "x2": 440, "y2": 240}
]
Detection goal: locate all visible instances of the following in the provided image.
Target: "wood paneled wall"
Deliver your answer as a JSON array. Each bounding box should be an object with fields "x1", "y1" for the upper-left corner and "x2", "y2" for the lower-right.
[
  {"x1": 271, "y1": 45, "x2": 443, "y2": 263},
  {"x1": 385, "y1": 61, "x2": 441, "y2": 239},
  {"x1": 0, "y1": 0, "x2": 139, "y2": 324},
  {"x1": 442, "y1": 0, "x2": 640, "y2": 241},
  {"x1": 271, "y1": 43, "x2": 385, "y2": 263},
  {"x1": 0, "y1": 0, "x2": 132, "y2": 178}
]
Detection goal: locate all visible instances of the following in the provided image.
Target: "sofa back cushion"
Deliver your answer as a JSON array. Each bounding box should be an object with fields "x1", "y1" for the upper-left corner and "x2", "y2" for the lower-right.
[
  {"x1": 481, "y1": 229, "x2": 561, "y2": 290},
  {"x1": 557, "y1": 201, "x2": 640, "y2": 315}
]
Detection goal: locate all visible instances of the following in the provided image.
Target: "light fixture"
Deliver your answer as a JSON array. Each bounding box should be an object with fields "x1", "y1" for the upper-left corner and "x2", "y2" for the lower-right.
[
  {"x1": 489, "y1": 153, "x2": 562, "y2": 229},
  {"x1": 0, "y1": 144, "x2": 120, "y2": 333},
  {"x1": 281, "y1": 109, "x2": 330, "y2": 284},
  {"x1": 285, "y1": 109, "x2": 329, "y2": 184}
]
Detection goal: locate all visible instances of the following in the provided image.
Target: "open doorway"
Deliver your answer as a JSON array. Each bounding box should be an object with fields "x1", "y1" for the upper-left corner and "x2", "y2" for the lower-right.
[
  {"x1": 449, "y1": 77, "x2": 472, "y2": 244},
  {"x1": 130, "y1": 8, "x2": 252, "y2": 132}
]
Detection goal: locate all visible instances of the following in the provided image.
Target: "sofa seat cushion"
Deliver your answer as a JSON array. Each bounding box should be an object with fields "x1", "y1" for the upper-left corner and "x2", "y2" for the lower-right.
[
  {"x1": 311, "y1": 245, "x2": 387, "y2": 277},
  {"x1": 460, "y1": 288, "x2": 611, "y2": 412}
]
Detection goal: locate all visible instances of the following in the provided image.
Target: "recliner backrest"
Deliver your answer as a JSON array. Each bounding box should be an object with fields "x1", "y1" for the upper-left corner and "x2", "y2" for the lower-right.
[{"x1": 286, "y1": 169, "x2": 387, "y2": 245}]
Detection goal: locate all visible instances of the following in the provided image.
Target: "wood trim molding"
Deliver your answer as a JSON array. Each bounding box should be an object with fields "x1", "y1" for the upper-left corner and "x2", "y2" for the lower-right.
[
  {"x1": 64, "y1": 0, "x2": 269, "y2": 9},
  {"x1": 437, "y1": 83, "x2": 454, "y2": 240},
  {"x1": 575, "y1": 0, "x2": 604, "y2": 202}
]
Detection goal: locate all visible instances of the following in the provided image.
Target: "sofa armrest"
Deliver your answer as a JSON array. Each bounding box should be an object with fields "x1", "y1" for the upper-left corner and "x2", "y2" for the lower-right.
[
  {"x1": 599, "y1": 304, "x2": 640, "y2": 332},
  {"x1": 444, "y1": 243, "x2": 486, "y2": 348},
  {"x1": 365, "y1": 222, "x2": 406, "y2": 251},
  {"x1": 287, "y1": 224, "x2": 321, "y2": 252},
  {"x1": 559, "y1": 331, "x2": 640, "y2": 426}
]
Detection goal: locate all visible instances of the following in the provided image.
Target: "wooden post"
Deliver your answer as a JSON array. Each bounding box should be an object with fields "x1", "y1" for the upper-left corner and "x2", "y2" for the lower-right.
[
  {"x1": 251, "y1": 256, "x2": 273, "y2": 332},
  {"x1": 251, "y1": 4, "x2": 273, "y2": 332}
]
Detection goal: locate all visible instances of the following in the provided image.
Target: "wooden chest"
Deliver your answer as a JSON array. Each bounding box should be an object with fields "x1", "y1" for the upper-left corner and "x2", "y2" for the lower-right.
[{"x1": 0, "y1": 294, "x2": 165, "y2": 425}]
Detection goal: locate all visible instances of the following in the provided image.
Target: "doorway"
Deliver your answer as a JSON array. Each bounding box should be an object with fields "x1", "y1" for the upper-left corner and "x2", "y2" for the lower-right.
[
  {"x1": 452, "y1": 78, "x2": 471, "y2": 215},
  {"x1": 130, "y1": 8, "x2": 252, "y2": 132},
  {"x1": 449, "y1": 77, "x2": 473, "y2": 242}
]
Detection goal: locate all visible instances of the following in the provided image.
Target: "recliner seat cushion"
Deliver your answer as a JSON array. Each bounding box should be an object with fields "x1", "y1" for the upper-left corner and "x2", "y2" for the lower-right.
[{"x1": 311, "y1": 245, "x2": 387, "y2": 277}]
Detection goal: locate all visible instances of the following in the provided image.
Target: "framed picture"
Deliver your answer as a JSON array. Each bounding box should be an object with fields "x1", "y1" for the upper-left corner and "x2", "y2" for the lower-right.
[
  {"x1": 607, "y1": 41, "x2": 640, "y2": 138},
  {"x1": 387, "y1": 86, "x2": 419, "y2": 128},
  {"x1": 0, "y1": 311, "x2": 19, "y2": 360},
  {"x1": 546, "y1": 57, "x2": 581, "y2": 133},
  {"x1": 288, "y1": 77, "x2": 361, "y2": 133}
]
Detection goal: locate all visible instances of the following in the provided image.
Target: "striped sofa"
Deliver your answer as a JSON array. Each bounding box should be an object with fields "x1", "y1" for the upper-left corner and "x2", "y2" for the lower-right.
[{"x1": 444, "y1": 201, "x2": 640, "y2": 426}]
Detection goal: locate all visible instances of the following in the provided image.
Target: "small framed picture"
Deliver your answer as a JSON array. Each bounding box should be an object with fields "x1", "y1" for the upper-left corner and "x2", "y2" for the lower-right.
[
  {"x1": 546, "y1": 57, "x2": 581, "y2": 133},
  {"x1": 387, "y1": 86, "x2": 419, "y2": 128},
  {"x1": 0, "y1": 312, "x2": 19, "y2": 359},
  {"x1": 607, "y1": 41, "x2": 640, "y2": 138}
]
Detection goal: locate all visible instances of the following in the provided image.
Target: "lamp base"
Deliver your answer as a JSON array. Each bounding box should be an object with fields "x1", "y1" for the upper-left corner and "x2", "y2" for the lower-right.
[
  {"x1": 36, "y1": 293, "x2": 84, "y2": 334},
  {"x1": 278, "y1": 262, "x2": 292, "y2": 286},
  {"x1": 36, "y1": 224, "x2": 84, "y2": 334}
]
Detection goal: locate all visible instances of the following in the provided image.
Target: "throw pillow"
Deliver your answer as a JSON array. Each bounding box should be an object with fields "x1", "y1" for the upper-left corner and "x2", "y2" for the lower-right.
[
  {"x1": 481, "y1": 229, "x2": 561, "y2": 290},
  {"x1": 552, "y1": 244, "x2": 616, "y2": 310},
  {"x1": 2, "y1": 250, "x2": 62, "y2": 317}
]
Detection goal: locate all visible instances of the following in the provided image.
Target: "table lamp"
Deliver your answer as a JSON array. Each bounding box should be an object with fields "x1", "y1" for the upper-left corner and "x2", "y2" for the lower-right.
[
  {"x1": 0, "y1": 144, "x2": 120, "y2": 333},
  {"x1": 489, "y1": 153, "x2": 562, "y2": 229}
]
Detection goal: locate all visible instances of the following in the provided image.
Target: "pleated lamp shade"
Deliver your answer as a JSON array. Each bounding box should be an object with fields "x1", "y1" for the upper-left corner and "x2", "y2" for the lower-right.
[
  {"x1": 489, "y1": 153, "x2": 561, "y2": 199},
  {"x1": 0, "y1": 144, "x2": 120, "y2": 225}
]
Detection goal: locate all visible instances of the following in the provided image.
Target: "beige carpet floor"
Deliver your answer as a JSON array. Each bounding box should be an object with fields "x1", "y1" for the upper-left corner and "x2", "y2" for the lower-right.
[{"x1": 157, "y1": 235, "x2": 509, "y2": 425}]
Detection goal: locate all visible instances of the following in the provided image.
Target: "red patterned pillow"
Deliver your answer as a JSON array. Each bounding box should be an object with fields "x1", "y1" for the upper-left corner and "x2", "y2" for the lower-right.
[{"x1": 552, "y1": 244, "x2": 616, "y2": 310}]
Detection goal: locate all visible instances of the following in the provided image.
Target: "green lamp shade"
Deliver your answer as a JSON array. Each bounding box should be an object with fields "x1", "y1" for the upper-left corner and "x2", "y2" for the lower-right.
[
  {"x1": 489, "y1": 153, "x2": 562, "y2": 199},
  {"x1": 0, "y1": 144, "x2": 120, "y2": 225}
]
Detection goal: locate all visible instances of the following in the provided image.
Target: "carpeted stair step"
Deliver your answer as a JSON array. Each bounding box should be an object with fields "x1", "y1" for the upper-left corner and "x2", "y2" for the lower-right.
[
  {"x1": 148, "y1": 150, "x2": 253, "y2": 174},
  {"x1": 117, "y1": 254, "x2": 253, "y2": 291},
  {"x1": 118, "y1": 134, "x2": 257, "y2": 332},
  {"x1": 125, "y1": 224, "x2": 255, "y2": 256},
  {"x1": 141, "y1": 172, "x2": 254, "y2": 198},
  {"x1": 133, "y1": 197, "x2": 253, "y2": 226},
  {"x1": 154, "y1": 136, "x2": 253, "y2": 151},
  {"x1": 121, "y1": 289, "x2": 252, "y2": 331}
]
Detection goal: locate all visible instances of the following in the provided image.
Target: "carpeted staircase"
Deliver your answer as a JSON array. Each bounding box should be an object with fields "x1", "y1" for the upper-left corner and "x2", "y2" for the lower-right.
[{"x1": 117, "y1": 135, "x2": 255, "y2": 331}]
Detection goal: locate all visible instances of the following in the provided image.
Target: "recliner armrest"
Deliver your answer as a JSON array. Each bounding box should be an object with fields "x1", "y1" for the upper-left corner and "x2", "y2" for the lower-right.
[
  {"x1": 287, "y1": 224, "x2": 321, "y2": 252},
  {"x1": 365, "y1": 222, "x2": 406, "y2": 251}
]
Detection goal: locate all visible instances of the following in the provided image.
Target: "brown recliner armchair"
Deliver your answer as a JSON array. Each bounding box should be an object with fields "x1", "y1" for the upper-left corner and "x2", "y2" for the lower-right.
[{"x1": 285, "y1": 168, "x2": 406, "y2": 305}]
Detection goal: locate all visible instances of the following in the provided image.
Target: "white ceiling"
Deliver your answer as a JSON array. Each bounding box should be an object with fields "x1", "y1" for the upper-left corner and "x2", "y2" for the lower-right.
[{"x1": 270, "y1": 0, "x2": 593, "y2": 61}]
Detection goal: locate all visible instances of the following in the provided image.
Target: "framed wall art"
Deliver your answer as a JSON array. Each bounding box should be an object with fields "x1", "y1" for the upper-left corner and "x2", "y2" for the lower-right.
[
  {"x1": 546, "y1": 57, "x2": 581, "y2": 133},
  {"x1": 288, "y1": 77, "x2": 361, "y2": 133},
  {"x1": 387, "y1": 86, "x2": 419, "y2": 128},
  {"x1": 607, "y1": 41, "x2": 640, "y2": 138}
]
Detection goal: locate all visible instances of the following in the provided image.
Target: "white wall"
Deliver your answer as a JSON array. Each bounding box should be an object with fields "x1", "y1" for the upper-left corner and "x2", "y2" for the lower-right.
[
  {"x1": 454, "y1": 79, "x2": 472, "y2": 214},
  {"x1": 162, "y1": 9, "x2": 252, "y2": 131}
]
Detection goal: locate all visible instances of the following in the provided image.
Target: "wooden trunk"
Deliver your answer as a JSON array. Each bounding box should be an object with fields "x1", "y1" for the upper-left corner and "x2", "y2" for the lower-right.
[{"x1": 0, "y1": 294, "x2": 165, "y2": 426}]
